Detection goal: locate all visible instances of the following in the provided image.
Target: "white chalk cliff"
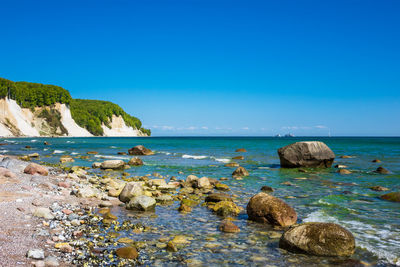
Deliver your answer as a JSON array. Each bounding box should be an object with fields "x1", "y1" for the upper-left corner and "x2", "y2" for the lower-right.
[{"x1": 0, "y1": 98, "x2": 145, "y2": 137}]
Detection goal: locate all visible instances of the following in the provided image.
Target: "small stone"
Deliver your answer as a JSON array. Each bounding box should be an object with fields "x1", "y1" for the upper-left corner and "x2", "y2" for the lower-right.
[
  {"x1": 235, "y1": 148, "x2": 247, "y2": 152},
  {"x1": 128, "y1": 157, "x2": 143, "y2": 166},
  {"x1": 337, "y1": 169, "x2": 352, "y2": 175},
  {"x1": 375, "y1": 167, "x2": 390, "y2": 174},
  {"x1": 369, "y1": 186, "x2": 389, "y2": 191},
  {"x1": 27, "y1": 249, "x2": 44, "y2": 259},
  {"x1": 126, "y1": 195, "x2": 156, "y2": 211},
  {"x1": 116, "y1": 247, "x2": 139, "y2": 259},
  {"x1": 260, "y1": 186, "x2": 274, "y2": 192},
  {"x1": 215, "y1": 183, "x2": 230, "y2": 191},
  {"x1": 219, "y1": 219, "x2": 240, "y2": 233},
  {"x1": 24, "y1": 163, "x2": 48, "y2": 176},
  {"x1": 225, "y1": 162, "x2": 239, "y2": 167},
  {"x1": 99, "y1": 201, "x2": 113, "y2": 207},
  {"x1": 372, "y1": 159, "x2": 381, "y2": 163},
  {"x1": 44, "y1": 256, "x2": 59, "y2": 267},
  {"x1": 232, "y1": 156, "x2": 244, "y2": 160},
  {"x1": 33, "y1": 207, "x2": 54, "y2": 220},
  {"x1": 232, "y1": 167, "x2": 249, "y2": 177}
]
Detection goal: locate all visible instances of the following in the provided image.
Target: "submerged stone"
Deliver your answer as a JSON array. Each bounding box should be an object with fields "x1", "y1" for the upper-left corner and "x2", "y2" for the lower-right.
[{"x1": 116, "y1": 246, "x2": 138, "y2": 259}]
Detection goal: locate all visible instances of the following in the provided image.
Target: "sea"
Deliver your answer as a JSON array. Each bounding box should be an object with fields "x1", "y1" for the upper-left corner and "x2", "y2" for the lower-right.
[{"x1": 1, "y1": 136, "x2": 399, "y2": 266}]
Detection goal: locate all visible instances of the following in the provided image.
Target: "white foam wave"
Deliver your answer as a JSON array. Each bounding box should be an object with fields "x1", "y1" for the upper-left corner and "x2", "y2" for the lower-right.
[
  {"x1": 30, "y1": 139, "x2": 37, "y2": 142},
  {"x1": 214, "y1": 158, "x2": 230, "y2": 163},
  {"x1": 158, "y1": 151, "x2": 171, "y2": 155},
  {"x1": 4, "y1": 140, "x2": 16, "y2": 143},
  {"x1": 182, "y1": 154, "x2": 208, "y2": 160},
  {"x1": 110, "y1": 146, "x2": 117, "y2": 148},
  {"x1": 71, "y1": 152, "x2": 78, "y2": 155},
  {"x1": 43, "y1": 148, "x2": 48, "y2": 151},
  {"x1": 0, "y1": 149, "x2": 9, "y2": 153},
  {"x1": 53, "y1": 150, "x2": 65, "y2": 154},
  {"x1": 304, "y1": 210, "x2": 400, "y2": 265},
  {"x1": 66, "y1": 141, "x2": 75, "y2": 143},
  {"x1": 94, "y1": 154, "x2": 128, "y2": 160}
]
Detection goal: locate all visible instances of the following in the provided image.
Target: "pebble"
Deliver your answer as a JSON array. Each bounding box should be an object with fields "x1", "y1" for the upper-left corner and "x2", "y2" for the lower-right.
[{"x1": 27, "y1": 249, "x2": 45, "y2": 260}]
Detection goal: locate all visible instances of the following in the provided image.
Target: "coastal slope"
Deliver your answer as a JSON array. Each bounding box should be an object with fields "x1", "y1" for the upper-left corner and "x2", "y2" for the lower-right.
[{"x1": 0, "y1": 77, "x2": 150, "y2": 137}]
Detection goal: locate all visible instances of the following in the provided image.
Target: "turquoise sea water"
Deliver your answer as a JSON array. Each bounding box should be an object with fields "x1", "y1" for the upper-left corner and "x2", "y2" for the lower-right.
[{"x1": 1, "y1": 137, "x2": 399, "y2": 266}]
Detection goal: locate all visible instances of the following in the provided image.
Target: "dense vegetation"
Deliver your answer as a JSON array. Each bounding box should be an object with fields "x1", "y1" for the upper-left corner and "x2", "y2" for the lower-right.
[
  {"x1": 0, "y1": 77, "x2": 150, "y2": 136},
  {"x1": 0, "y1": 77, "x2": 71, "y2": 108},
  {"x1": 70, "y1": 99, "x2": 147, "y2": 136}
]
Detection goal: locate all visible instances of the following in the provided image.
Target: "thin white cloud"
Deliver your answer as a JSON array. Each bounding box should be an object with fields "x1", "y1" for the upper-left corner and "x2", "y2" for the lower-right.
[{"x1": 242, "y1": 127, "x2": 250, "y2": 130}]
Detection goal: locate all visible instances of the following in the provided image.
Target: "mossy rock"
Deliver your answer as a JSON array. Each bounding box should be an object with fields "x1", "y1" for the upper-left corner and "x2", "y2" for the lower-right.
[
  {"x1": 115, "y1": 246, "x2": 138, "y2": 259},
  {"x1": 215, "y1": 183, "x2": 230, "y2": 191},
  {"x1": 380, "y1": 192, "x2": 400, "y2": 202},
  {"x1": 181, "y1": 198, "x2": 199, "y2": 207},
  {"x1": 212, "y1": 201, "x2": 241, "y2": 217}
]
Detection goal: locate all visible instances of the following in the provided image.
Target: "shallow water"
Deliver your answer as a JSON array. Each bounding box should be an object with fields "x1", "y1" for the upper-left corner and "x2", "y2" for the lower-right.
[{"x1": 1, "y1": 136, "x2": 399, "y2": 266}]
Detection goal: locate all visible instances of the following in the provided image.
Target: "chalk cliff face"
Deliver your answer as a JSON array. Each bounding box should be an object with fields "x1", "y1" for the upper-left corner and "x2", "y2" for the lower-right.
[{"x1": 0, "y1": 98, "x2": 145, "y2": 137}]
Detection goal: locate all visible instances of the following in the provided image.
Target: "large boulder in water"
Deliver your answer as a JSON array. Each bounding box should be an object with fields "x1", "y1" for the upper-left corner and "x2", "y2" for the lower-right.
[
  {"x1": 126, "y1": 195, "x2": 156, "y2": 211},
  {"x1": 278, "y1": 141, "x2": 335, "y2": 168},
  {"x1": 279, "y1": 222, "x2": 355, "y2": 256},
  {"x1": 380, "y1": 192, "x2": 400, "y2": 202},
  {"x1": 246, "y1": 192, "x2": 297, "y2": 227},
  {"x1": 128, "y1": 145, "x2": 154, "y2": 156}
]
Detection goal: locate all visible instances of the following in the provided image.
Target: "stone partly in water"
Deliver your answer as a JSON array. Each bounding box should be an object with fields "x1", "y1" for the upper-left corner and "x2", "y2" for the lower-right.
[
  {"x1": 232, "y1": 156, "x2": 244, "y2": 160},
  {"x1": 260, "y1": 186, "x2": 274, "y2": 192},
  {"x1": 119, "y1": 182, "x2": 144, "y2": 203},
  {"x1": 116, "y1": 246, "x2": 139, "y2": 259},
  {"x1": 128, "y1": 145, "x2": 154, "y2": 156},
  {"x1": 375, "y1": 166, "x2": 390, "y2": 174},
  {"x1": 278, "y1": 141, "x2": 335, "y2": 168},
  {"x1": 219, "y1": 219, "x2": 240, "y2": 233},
  {"x1": 337, "y1": 169, "x2": 352, "y2": 175},
  {"x1": 235, "y1": 148, "x2": 247, "y2": 152},
  {"x1": 167, "y1": 235, "x2": 191, "y2": 252},
  {"x1": 247, "y1": 192, "x2": 297, "y2": 227},
  {"x1": 128, "y1": 157, "x2": 143, "y2": 166},
  {"x1": 60, "y1": 156, "x2": 74, "y2": 163},
  {"x1": 372, "y1": 159, "x2": 381, "y2": 163},
  {"x1": 100, "y1": 160, "x2": 125, "y2": 170},
  {"x1": 205, "y1": 193, "x2": 233, "y2": 203},
  {"x1": 232, "y1": 166, "x2": 249, "y2": 177},
  {"x1": 212, "y1": 201, "x2": 241, "y2": 217},
  {"x1": 369, "y1": 186, "x2": 389, "y2": 192},
  {"x1": 279, "y1": 222, "x2": 355, "y2": 256},
  {"x1": 225, "y1": 162, "x2": 240, "y2": 167},
  {"x1": 92, "y1": 162, "x2": 102, "y2": 168},
  {"x1": 380, "y1": 192, "x2": 400, "y2": 202},
  {"x1": 195, "y1": 177, "x2": 212, "y2": 189},
  {"x1": 126, "y1": 195, "x2": 156, "y2": 211},
  {"x1": 24, "y1": 163, "x2": 49, "y2": 176}
]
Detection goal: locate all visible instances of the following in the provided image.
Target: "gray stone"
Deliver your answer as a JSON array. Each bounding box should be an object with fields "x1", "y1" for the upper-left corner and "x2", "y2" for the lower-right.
[
  {"x1": 119, "y1": 182, "x2": 144, "y2": 203},
  {"x1": 100, "y1": 160, "x2": 125, "y2": 170},
  {"x1": 278, "y1": 141, "x2": 335, "y2": 168},
  {"x1": 126, "y1": 195, "x2": 156, "y2": 211},
  {"x1": 27, "y1": 249, "x2": 45, "y2": 259},
  {"x1": 33, "y1": 207, "x2": 54, "y2": 220}
]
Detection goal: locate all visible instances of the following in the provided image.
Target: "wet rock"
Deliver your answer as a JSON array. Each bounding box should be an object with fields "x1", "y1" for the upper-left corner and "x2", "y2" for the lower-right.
[
  {"x1": 215, "y1": 183, "x2": 230, "y2": 191},
  {"x1": 100, "y1": 160, "x2": 125, "y2": 170},
  {"x1": 232, "y1": 156, "x2": 244, "y2": 160},
  {"x1": 213, "y1": 201, "x2": 241, "y2": 217},
  {"x1": 205, "y1": 193, "x2": 233, "y2": 203},
  {"x1": 247, "y1": 192, "x2": 297, "y2": 227},
  {"x1": 19, "y1": 155, "x2": 31, "y2": 161},
  {"x1": 279, "y1": 222, "x2": 355, "y2": 256},
  {"x1": 128, "y1": 157, "x2": 143, "y2": 166},
  {"x1": 372, "y1": 159, "x2": 381, "y2": 163},
  {"x1": 380, "y1": 192, "x2": 400, "y2": 202},
  {"x1": 375, "y1": 166, "x2": 390, "y2": 174},
  {"x1": 119, "y1": 182, "x2": 144, "y2": 203},
  {"x1": 60, "y1": 156, "x2": 74, "y2": 163},
  {"x1": 334, "y1": 164, "x2": 348, "y2": 168},
  {"x1": 0, "y1": 167, "x2": 16, "y2": 178},
  {"x1": 195, "y1": 177, "x2": 211, "y2": 189},
  {"x1": 225, "y1": 162, "x2": 239, "y2": 167},
  {"x1": 24, "y1": 163, "x2": 49, "y2": 176},
  {"x1": 28, "y1": 152, "x2": 40, "y2": 158},
  {"x1": 128, "y1": 145, "x2": 154, "y2": 156},
  {"x1": 156, "y1": 195, "x2": 173, "y2": 203},
  {"x1": 232, "y1": 166, "x2": 249, "y2": 177},
  {"x1": 185, "y1": 175, "x2": 199, "y2": 187},
  {"x1": 219, "y1": 219, "x2": 240, "y2": 233},
  {"x1": 116, "y1": 246, "x2": 138, "y2": 259},
  {"x1": 178, "y1": 203, "x2": 192, "y2": 213},
  {"x1": 337, "y1": 169, "x2": 352, "y2": 175},
  {"x1": 92, "y1": 162, "x2": 102, "y2": 168},
  {"x1": 149, "y1": 179, "x2": 167, "y2": 187},
  {"x1": 126, "y1": 195, "x2": 156, "y2": 211},
  {"x1": 87, "y1": 151, "x2": 98, "y2": 155},
  {"x1": 278, "y1": 141, "x2": 335, "y2": 168},
  {"x1": 33, "y1": 207, "x2": 54, "y2": 220},
  {"x1": 235, "y1": 148, "x2": 247, "y2": 152},
  {"x1": 118, "y1": 152, "x2": 127, "y2": 155},
  {"x1": 99, "y1": 201, "x2": 113, "y2": 207},
  {"x1": 27, "y1": 249, "x2": 44, "y2": 259},
  {"x1": 369, "y1": 186, "x2": 389, "y2": 191},
  {"x1": 43, "y1": 141, "x2": 50, "y2": 145},
  {"x1": 167, "y1": 235, "x2": 190, "y2": 251},
  {"x1": 260, "y1": 186, "x2": 274, "y2": 192}
]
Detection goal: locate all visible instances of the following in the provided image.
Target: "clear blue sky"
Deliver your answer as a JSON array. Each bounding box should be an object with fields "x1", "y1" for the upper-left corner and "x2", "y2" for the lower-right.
[{"x1": 1, "y1": 0, "x2": 399, "y2": 136}]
